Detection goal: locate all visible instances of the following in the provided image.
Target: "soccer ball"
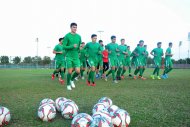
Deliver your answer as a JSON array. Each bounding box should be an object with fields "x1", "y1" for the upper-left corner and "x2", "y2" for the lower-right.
[
  {"x1": 55, "y1": 97, "x2": 67, "y2": 112},
  {"x1": 39, "y1": 98, "x2": 55, "y2": 106},
  {"x1": 98, "y1": 97, "x2": 112, "y2": 107},
  {"x1": 61, "y1": 101, "x2": 79, "y2": 119},
  {"x1": 107, "y1": 105, "x2": 119, "y2": 116},
  {"x1": 92, "y1": 109, "x2": 112, "y2": 124},
  {"x1": 38, "y1": 103, "x2": 56, "y2": 122},
  {"x1": 90, "y1": 116, "x2": 113, "y2": 127},
  {"x1": 92, "y1": 103, "x2": 107, "y2": 114},
  {"x1": 0, "y1": 107, "x2": 11, "y2": 126},
  {"x1": 112, "y1": 109, "x2": 130, "y2": 127},
  {"x1": 71, "y1": 113, "x2": 93, "y2": 127}
]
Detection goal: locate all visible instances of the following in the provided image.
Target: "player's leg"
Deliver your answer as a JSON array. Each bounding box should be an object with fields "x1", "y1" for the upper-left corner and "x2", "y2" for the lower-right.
[
  {"x1": 99, "y1": 60, "x2": 103, "y2": 78},
  {"x1": 59, "y1": 61, "x2": 65, "y2": 84},
  {"x1": 139, "y1": 60, "x2": 146, "y2": 80},
  {"x1": 66, "y1": 58, "x2": 73, "y2": 90},
  {"x1": 116, "y1": 59, "x2": 123, "y2": 80},
  {"x1": 70, "y1": 58, "x2": 81, "y2": 88},
  {"x1": 121, "y1": 60, "x2": 127, "y2": 78},
  {"x1": 133, "y1": 59, "x2": 140, "y2": 79},
  {"x1": 151, "y1": 60, "x2": 157, "y2": 79}
]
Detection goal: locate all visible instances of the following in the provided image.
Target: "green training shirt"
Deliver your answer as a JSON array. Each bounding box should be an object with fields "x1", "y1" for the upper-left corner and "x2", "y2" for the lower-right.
[
  {"x1": 54, "y1": 44, "x2": 65, "y2": 61},
  {"x1": 85, "y1": 42, "x2": 101, "y2": 59},
  {"x1": 107, "y1": 43, "x2": 119, "y2": 58},
  {"x1": 118, "y1": 45, "x2": 127, "y2": 59},
  {"x1": 165, "y1": 48, "x2": 172, "y2": 60},
  {"x1": 152, "y1": 48, "x2": 163, "y2": 61}
]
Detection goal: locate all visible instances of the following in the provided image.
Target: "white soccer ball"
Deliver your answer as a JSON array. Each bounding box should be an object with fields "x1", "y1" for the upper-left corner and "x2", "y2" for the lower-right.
[
  {"x1": 0, "y1": 107, "x2": 11, "y2": 126},
  {"x1": 112, "y1": 109, "x2": 130, "y2": 127},
  {"x1": 98, "y1": 97, "x2": 112, "y2": 107},
  {"x1": 61, "y1": 101, "x2": 79, "y2": 119},
  {"x1": 38, "y1": 103, "x2": 56, "y2": 122},
  {"x1": 39, "y1": 98, "x2": 55, "y2": 106},
  {"x1": 107, "y1": 105, "x2": 120, "y2": 117},
  {"x1": 71, "y1": 113, "x2": 93, "y2": 127},
  {"x1": 55, "y1": 97, "x2": 67, "y2": 112},
  {"x1": 92, "y1": 109, "x2": 112, "y2": 124},
  {"x1": 92, "y1": 103, "x2": 107, "y2": 114},
  {"x1": 90, "y1": 116, "x2": 113, "y2": 127}
]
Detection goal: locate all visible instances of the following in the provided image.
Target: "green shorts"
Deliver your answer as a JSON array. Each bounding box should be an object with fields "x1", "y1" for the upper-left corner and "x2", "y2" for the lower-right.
[
  {"x1": 97, "y1": 58, "x2": 103, "y2": 67},
  {"x1": 55, "y1": 60, "x2": 65, "y2": 69},
  {"x1": 87, "y1": 58, "x2": 98, "y2": 67},
  {"x1": 118, "y1": 58, "x2": 125, "y2": 67},
  {"x1": 109, "y1": 57, "x2": 118, "y2": 67},
  {"x1": 125, "y1": 60, "x2": 131, "y2": 67},
  {"x1": 80, "y1": 59, "x2": 86, "y2": 68},
  {"x1": 154, "y1": 59, "x2": 161, "y2": 67},
  {"x1": 165, "y1": 59, "x2": 173, "y2": 67},
  {"x1": 136, "y1": 57, "x2": 144, "y2": 67},
  {"x1": 65, "y1": 57, "x2": 80, "y2": 69}
]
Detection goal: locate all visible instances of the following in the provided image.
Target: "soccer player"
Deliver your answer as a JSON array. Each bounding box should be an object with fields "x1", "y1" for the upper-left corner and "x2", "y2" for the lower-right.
[
  {"x1": 150, "y1": 42, "x2": 163, "y2": 79},
  {"x1": 105, "y1": 36, "x2": 119, "y2": 83},
  {"x1": 79, "y1": 42, "x2": 87, "y2": 80},
  {"x1": 85, "y1": 34, "x2": 101, "y2": 86},
  {"x1": 141, "y1": 45, "x2": 148, "y2": 77},
  {"x1": 116, "y1": 39, "x2": 128, "y2": 80},
  {"x1": 162, "y1": 42, "x2": 173, "y2": 79},
  {"x1": 121, "y1": 46, "x2": 132, "y2": 77},
  {"x1": 96, "y1": 40, "x2": 104, "y2": 79},
  {"x1": 52, "y1": 38, "x2": 65, "y2": 84},
  {"x1": 102, "y1": 46, "x2": 109, "y2": 77},
  {"x1": 131, "y1": 44, "x2": 140, "y2": 78},
  {"x1": 63, "y1": 23, "x2": 82, "y2": 90},
  {"x1": 133, "y1": 40, "x2": 146, "y2": 80}
]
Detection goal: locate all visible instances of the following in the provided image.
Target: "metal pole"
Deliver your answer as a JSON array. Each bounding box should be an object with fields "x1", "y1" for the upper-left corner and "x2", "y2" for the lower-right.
[
  {"x1": 36, "y1": 38, "x2": 39, "y2": 68},
  {"x1": 97, "y1": 30, "x2": 104, "y2": 40}
]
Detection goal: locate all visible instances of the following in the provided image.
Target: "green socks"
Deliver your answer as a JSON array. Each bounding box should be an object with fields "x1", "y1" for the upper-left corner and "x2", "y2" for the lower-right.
[
  {"x1": 71, "y1": 71, "x2": 78, "y2": 81},
  {"x1": 67, "y1": 73, "x2": 71, "y2": 86}
]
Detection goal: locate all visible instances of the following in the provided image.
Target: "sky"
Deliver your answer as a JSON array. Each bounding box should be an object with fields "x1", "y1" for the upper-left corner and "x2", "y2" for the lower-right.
[{"x1": 0, "y1": 0, "x2": 190, "y2": 60}]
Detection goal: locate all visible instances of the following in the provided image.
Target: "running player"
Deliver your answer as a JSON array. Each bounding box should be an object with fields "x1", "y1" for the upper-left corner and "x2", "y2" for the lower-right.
[
  {"x1": 85, "y1": 34, "x2": 101, "y2": 86},
  {"x1": 96, "y1": 40, "x2": 104, "y2": 79},
  {"x1": 162, "y1": 42, "x2": 173, "y2": 79},
  {"x1": 63, "y1": 22, "x2": 82, "y2": 90},
  {"x1": 141, "y1": 45, "x2": 148, "y2": 77},
  {"x1": 52, "y1": 38, "x2": 65, "y2": 84},
  {"x1": 150, "y1": 42, "x2": 163, "y2": 79},
  {"x1": 105, "y1": 36, "x2": 119, "y2": 83},
  {"x1": 79, "y1": 42, "x2": 87, "y2": 80},
  {"x1": 102, "y1": 46, "x2": 109, "y2": 77}
]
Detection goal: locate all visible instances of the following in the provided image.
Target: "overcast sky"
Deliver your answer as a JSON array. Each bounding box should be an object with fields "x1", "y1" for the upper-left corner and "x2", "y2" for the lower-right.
[{"x1": 0, "y1": 0, "x2": 190, "y2": 60}]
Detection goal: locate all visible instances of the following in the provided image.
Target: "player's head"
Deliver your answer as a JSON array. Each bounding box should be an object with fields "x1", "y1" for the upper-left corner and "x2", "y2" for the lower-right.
[
  {"x1": 127, "y1": 46, "x2": 130, "y2": 50},
  {"x1": 91, "y1": 34, "x2": 97, "y2": 42},
  {"x1": 81, "y1": 42, "x2": 85, "y2": 47},
  {"x1": 59, "y1": 38, "x2": 63, "y2": 44},
  {"x1": 144, "y1": 45, "x2": 147, "y2": 50},
  {"x1": 169, "y1": 42, "x2": 173, "y2": 48},
  {"x1": 120, "y1": 39, "x2": 125, "y2": 45},
  {"x1": 70, "y1": 22, "x2": 77, "y2": 33},
  {"x1": 99, "y1": 40, "x2": 103, "y2": 46},
  {"x1": 157, "y1": 42, "x2": 162, "y2": 48},
  {"x1": 111, "y1": 35, "x2": 116, "y2": 43},
  {"x1": 137, "y1": 44, "x2": 140, "y2": 47},
  {"x1": 139, "y1": 40, "x2": 144, "y2": 46},
  {"x1": 105, "y1": 45, "x2": 108, "y2": 50}
]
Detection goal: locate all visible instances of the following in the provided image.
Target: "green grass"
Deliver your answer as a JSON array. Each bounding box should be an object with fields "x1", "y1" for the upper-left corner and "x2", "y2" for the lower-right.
[{"x1": 0, "y1": 68, "x2": 190, "y2": 127}]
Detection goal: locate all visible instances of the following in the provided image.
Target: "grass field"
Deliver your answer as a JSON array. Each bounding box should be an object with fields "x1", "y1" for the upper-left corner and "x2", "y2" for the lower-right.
[{"x1": 0, "y1": 68, "x2": 190, "y2": 127}]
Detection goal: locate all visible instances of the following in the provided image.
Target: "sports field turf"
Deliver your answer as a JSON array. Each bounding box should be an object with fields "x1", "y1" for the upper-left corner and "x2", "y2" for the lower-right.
[{"x1": 0, "y1": 68, "x2": 190, "y2": 127}]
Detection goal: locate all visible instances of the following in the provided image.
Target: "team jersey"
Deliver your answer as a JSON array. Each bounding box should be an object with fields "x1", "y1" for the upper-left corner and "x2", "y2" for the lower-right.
[
  {"x1": 165, "y1": 48, "x2": 172, "y2": 60},
  {"x1": 85, "y1": 42, "x2": 101, "y2": 59},
  {"x1": 62, "y1": 32, "x2": 82, "y2": 58},
  {"x1": 118, "y1": 45, "x2": 127, "y2": 59},
  {"x1": 53, "y1": 44, "x2": 65, "y2": 61},
  {"x1": 126, "y1": 50, "x2": 131, "y2": 61},
  {"x1": 134, "y1": 46, "x2": 146, "y2": 59},
  {"x1": 98, "y1": 45, "x2": 104, "y2": 60},
  {"x1": 106, "y1": 43, "x2": 119, "y2": 58},
  {"x1": 79, "y1": 48, "x2": 87, "y2": 61},
  {"x1": 151, "y1": 48, "x2": 163, "y2": 61},
  {"x1": 102, "y1": 50, "x2": 109, "y2": 62}
]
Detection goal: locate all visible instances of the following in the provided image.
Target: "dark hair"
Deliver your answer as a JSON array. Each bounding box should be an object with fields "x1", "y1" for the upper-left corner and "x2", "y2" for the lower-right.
[
  {"x1": 59, "y1": 38, "x2": 63, "y2": 42},
  {"x1": 127, "y1": 46, "x2": 130, "y2": 48},
  {"x1": 121, "y1": 39, "x2": 125, "y2": 42},
  {"x1": 169, "y1": 42, "x2": 173, "y2": 46},
  {"x1": 157, "y1": 42, "x2": 162, "y2": 45},
  {"x1": 99, "y1": 40, "x2": 103, "y2": 43},
  {"x1": 144, "y1": 45, "x2": 147, "y2": 47},
  {"x1": 137, "y1": 44, "x2": 140, "y2": 46},
  {"x1": 70, "y1": 22, "x2": 77, "y2": 28},
  {"x1": 81, "y1": 42, "x2": 85, "y2": 44},
  {"x1": 91, "y1": 34, "x2": 97, "y2": 38},
  {"x1": 139, "y1": 40, "x2": 144, "y2": 43},
  {"x1": 111, "y1": 35, "x2": 116, "y2": 40}
]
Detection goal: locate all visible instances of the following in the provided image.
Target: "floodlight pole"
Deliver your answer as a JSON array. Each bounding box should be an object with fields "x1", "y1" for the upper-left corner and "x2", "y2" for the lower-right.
[
  {"x1": 36, "y1": 38, "x2": 39, "y2": 68},
  {"x1": 97, "y1": 30, "x2": 104, "y2": 40}
]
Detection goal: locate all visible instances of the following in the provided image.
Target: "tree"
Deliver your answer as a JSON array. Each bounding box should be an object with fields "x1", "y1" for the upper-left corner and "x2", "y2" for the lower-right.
[
  {"x1": 186, "y1": 58, "x2": 190, "y2": 64},
  {"x1": 23, "y1": 56, "x2": 32, "y2": 63},
  {"x1": 0, "y1": 56, "x2": 9, "y2": 64},
  {"x1": 42, "y1": 56, "x2": 51, "y2": 65},
  {"x1": 13, "y1": 56, "x2": 21, "y2": 64},
  {"x1": 32, "y1": 56, "x2": 42, "y2": 65}
]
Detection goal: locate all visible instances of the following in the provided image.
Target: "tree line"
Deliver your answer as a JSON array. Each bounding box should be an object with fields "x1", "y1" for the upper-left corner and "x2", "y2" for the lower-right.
[{"x1": 0, "y1": 56, "x2": 190, "y2": 65}]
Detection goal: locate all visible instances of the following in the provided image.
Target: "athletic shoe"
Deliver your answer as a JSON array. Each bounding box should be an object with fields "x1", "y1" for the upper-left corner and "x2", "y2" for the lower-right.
[
  {"x1": 165, "y1": 74, "x2": 168, "y2": 78},
  {"x1": 150, "y1": 75, "x2": 155, "y2": 79},
  {"x1": 113, "y1": 80, "x2": 118, "y2": 84},
  {"x1": 59, "y1": 78, "x2": 64, "y2": 85},
  {"x1": 129, "y1": 74, "x2": 133, "y2": 77},
  {"x1": 105, "y1": 76, "x2": 108, "y2": 81},
  {"x1": 86, "y1": 80, "x2": 91, "y2": 86},
  {"x1": 67, "y1": 85, "x2": 72, "y2": 90},
  {"x1": 133, "y1": 76, "x2": 137, "y2": 80},
  {"x1": 161, "y1": 74, "x2": 166, "y2": 79},
  {"x1": 96, "y1": 74, "x2": 100, "y2": 79},
  {"x1": 51, "y1": 74, "x2": 55, "y2": 80},
  {"x1": 121, "y1": 76, "x2": 124, "y2": 79},
  {"x1": 157, "y1": 76, "x2": 161, "y2": 80},
  {"x1": 75, "y1": 77, "x2": 79, "y2": 81},
  {"x1": 70, "y1": 81, "x2": 75, "y2": 88},
  {"x1": 91, "y1": 83, "x2": 96, "y2": 86},
  {"x1": 141, "y1": 77, "x2": 146, "y2": 80},
  {"x1": 138, "y1": 75, "x2": 141, "y2": 79},
  {"x1": 81, "y1": 76, "x2": 85, "y2": 80}
]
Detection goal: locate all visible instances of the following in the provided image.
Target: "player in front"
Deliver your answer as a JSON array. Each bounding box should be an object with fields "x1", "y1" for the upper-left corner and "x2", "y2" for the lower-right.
[
  {"x1": 62, "y1": 23, "x2": 82, "y2": 90},
  {"x1": 162, "y1": 42, "x2": 173, "y2": 79},
  {"x1": 105, "y1": 36, "x2": 119, "y2": 83},
  {"x1": 150, "y1": 42, "x2": 164, "y2": 79},
  {"x1": 133, "y1": 40, "x2": 146, "y2": 80},
  {"x1": 52, "y1": 38, "x2": 65, "y2": 84},
  {"x1": 85, "y1": 34, "x2": 101, "y2": 86}
]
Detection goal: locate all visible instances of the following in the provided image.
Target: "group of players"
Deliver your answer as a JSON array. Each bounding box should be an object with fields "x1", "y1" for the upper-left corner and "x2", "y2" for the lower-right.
[{"x1": 52, "y1": 22, "x2": 173, "y2": 90}]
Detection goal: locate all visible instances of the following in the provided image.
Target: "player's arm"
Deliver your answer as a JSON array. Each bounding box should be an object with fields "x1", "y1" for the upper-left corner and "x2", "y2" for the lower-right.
[
  {"x1": 62, "y1": 36, "x2": 77, "y2": 49},
  {"x1": 165, "y1": 51, "x2": 173, "y2": 57},
  {"x1": 133, "y1": 48, "x2": 139, "y2": 56},
  {"x1": 150, "y1": 50, "x2": 155, "y2": 56},
  {"x1": 53, "y1": 50, "x2": 62, "y2": 54}
]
